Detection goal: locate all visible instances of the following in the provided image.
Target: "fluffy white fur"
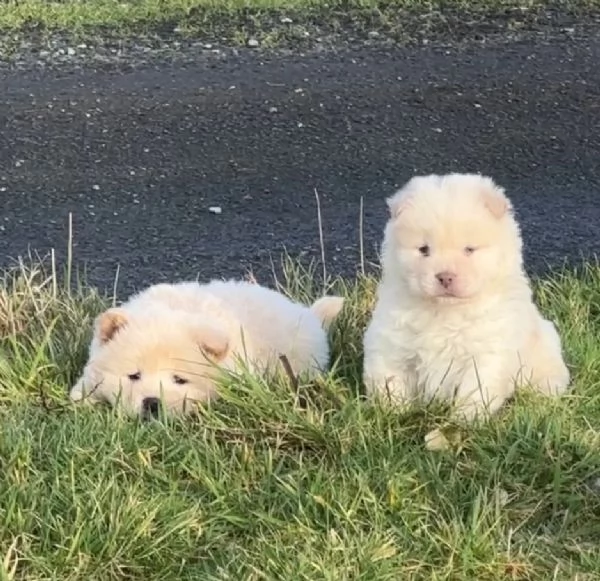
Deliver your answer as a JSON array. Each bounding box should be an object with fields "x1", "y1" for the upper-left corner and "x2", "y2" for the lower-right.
[
  {"x1": 70, "y1": 279, "x2": 344, "y2": 418},
  {"x1": 362, "y1": 173, "x2": 570, "y2": 421}
]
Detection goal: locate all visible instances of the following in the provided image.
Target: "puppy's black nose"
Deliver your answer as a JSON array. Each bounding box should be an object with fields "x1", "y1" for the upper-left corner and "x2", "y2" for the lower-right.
[
  {"x1": 141, "y1": 397, "x2": 161, "y2": 418},
  {"x1": 436, "y1": 271, "x2": 455, "y2": 289}
]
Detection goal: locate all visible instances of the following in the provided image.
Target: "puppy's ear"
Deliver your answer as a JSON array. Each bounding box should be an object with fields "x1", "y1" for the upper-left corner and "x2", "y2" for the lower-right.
[
  {"x1": 479, "y1": 177, "x2": 512, "y2": 219},
  {"x1": 195, "y1": 323, "x2": 230, "y2": 361},
  {"x1": 386, "y1": 190, "x2": 413, "y2": 218},
  {"x1": 95, "y1": 308, "x2": 129, "y2": 344},
  {"x1": 387, "y1": 176, "x2": 431, "y2": 218}
]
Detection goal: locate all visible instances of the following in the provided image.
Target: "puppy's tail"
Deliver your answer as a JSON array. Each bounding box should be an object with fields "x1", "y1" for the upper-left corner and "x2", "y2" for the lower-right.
[{"x1": 310, "y1": 296, "x2": 345, "y2": 330}]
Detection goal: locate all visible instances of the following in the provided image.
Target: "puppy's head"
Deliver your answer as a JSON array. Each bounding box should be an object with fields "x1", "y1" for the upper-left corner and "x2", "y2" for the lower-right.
[
  {"x1": 69, "y1": 306, "x2": 231, "y2": 418},
  {"x1": 383, "y1": 173, "x2": 523, "y2": 303}
]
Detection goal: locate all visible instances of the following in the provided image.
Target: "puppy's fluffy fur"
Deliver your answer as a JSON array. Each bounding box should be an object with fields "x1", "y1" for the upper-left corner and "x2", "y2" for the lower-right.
[
  {"x1": 70, "y1": 279, "x2": 344, "y2": 417},
  {"x1": 362, "y1": 173, "x2": 570, "y2": 420}
]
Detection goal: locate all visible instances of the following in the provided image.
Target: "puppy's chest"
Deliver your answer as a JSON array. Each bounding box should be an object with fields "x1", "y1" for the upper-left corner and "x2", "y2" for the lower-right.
[
  {"x1": 400, "y1": 310, "x2": 506, "y2": 369},
  {"x1": 395, "y1": 317, "x2": 489, "y2": 396}
]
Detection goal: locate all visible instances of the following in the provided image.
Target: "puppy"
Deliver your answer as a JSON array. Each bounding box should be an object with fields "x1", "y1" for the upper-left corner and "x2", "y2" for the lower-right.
[
  {"x1": 70, "y1": 279, "x2": 344, "y2": 418},
  {"x1": 362, "y1": 173, "x2": 570, "y2": 421}
]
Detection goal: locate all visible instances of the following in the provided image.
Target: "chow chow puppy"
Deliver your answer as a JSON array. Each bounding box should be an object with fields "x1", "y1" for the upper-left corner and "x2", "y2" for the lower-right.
[
  {"x1": 362, "y1": 173, "x2": 570, "y2": 421},
  {"x1": 70, "y1": 279, "x2": 344, "y2": 418}
]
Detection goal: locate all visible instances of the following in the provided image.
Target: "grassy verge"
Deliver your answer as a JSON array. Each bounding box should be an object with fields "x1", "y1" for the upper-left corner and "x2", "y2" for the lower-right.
[
  {"x1": 0, "y1": 249, "x2": 600, "y2": 580},
  {"x1": 0, "y1": 0, "x2": 599, "y2": 48}
]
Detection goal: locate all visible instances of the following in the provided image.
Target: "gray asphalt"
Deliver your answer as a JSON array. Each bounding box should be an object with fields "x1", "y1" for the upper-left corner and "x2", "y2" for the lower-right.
[{"x1": 1, "y1": 36, "x2": 599, "y2": 296}]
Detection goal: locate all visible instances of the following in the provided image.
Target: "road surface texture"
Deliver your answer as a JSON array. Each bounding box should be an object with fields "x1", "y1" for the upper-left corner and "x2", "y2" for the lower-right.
[{"x1": 1, "y1": 34, "x2": 599, "y2": 296}]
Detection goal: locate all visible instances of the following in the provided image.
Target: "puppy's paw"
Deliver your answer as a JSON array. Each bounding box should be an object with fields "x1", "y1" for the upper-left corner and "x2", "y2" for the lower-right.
[
  {"x1": 364, "y1": 374, "x2": 413, "y2": 407},
  {"x1": 425, "y1": 426, "x2": 465, "y2": 452},
  {"x1": 425, "y1": 428, "x2": 450, "y2": 451},
  {"x1": 69, "y1": 378, "x2": 86, "y2": 402},
  {"x1": 69, "y1": 376, "x2": 104, "y2": 405}
]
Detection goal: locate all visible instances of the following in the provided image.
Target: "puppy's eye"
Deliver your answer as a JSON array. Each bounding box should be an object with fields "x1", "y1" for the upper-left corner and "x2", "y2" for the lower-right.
[
  {"x1": 464, "y1": 246, "x2": 476, "y2": 255},
  {"x1": 173, "y1": 375, "x2": 189, "y2": 386},
  {"x1": 128, "y1": 372, "x2": 141, "y2": 381},
  {"x1": 418, "y1": 245, "x2": 430, "y2": 257}
]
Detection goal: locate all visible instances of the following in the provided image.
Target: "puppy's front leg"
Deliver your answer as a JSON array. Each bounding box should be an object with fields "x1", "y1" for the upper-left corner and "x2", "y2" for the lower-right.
[
  {"x1": 362, "y1": 324, "x2": 416, "y2": 406},
  {"x1": 451, "y1": 355, "x2": 514, "y2": 422}
]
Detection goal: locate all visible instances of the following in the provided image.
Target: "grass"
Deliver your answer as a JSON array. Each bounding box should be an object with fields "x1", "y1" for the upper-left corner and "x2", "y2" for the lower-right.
[
  {"x1": 1, "y1": 241, "x2": 600, "y2": 580},
  {"x1": 0, "y1": 0, "x2": 599, "y2": 49}
]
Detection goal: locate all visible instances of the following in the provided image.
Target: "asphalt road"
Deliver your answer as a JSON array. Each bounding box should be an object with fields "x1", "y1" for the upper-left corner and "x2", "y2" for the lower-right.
[{"x1": 1, "y1": 35, "x2": 599, "y2": 296}]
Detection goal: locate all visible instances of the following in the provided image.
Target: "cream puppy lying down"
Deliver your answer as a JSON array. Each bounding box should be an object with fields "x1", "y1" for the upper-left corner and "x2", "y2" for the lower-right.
[
  {"x1": 70, "y1": 280, "x2": 344, "y2": 418},
  {"x1": 362, "y1": 173, "x2": 570, "y2": 421}
]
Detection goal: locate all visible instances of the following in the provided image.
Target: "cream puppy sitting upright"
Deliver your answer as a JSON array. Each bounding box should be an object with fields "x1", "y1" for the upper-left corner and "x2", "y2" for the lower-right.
[
  {"x1": 70, "y1": 279, "x2": 344, "y2": 418},
  {"x1": 362, "y1": 173, "x2": 570, "y2": 421}
]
